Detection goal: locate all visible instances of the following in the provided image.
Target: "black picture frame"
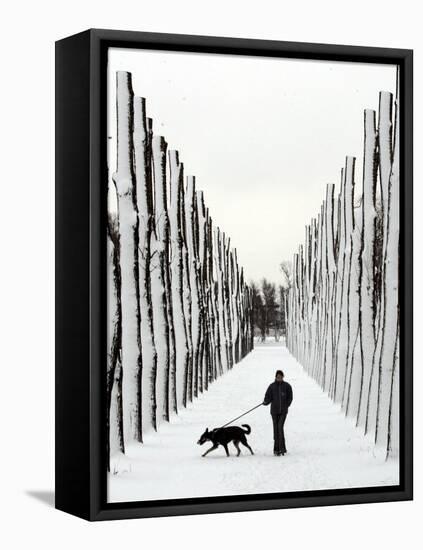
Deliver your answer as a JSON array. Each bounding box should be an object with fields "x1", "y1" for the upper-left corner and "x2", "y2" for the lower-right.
[{"x1": 55, "y1": 28, "x2": 413, "y2": 521}]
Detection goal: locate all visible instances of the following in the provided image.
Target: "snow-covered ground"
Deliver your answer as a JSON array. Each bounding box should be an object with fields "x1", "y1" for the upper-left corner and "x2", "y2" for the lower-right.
[{"x1": 108, "y1": 342, "x2": 399, "y2": 503}]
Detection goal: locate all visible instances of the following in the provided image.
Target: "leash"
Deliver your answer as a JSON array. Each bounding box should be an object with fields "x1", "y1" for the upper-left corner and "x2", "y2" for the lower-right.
[{"x1": 219, "y1": 403, "x2": 263, "y2": 429}]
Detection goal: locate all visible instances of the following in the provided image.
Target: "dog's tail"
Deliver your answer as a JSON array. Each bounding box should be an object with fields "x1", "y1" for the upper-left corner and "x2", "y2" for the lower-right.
[{"x1": 241, "y1": 424, "x2": 251, "y2": 434}]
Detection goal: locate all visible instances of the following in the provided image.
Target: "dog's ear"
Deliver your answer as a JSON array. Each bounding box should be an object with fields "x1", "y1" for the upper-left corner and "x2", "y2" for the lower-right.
[{"x1": 206, "y1": 427, "x2": 209, "y2": 433}]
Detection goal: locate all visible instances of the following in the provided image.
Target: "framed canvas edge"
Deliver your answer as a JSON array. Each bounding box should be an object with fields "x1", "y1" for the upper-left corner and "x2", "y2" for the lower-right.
[{"x1": 55, "y1": 28, "x2": 413, "y2": 522}]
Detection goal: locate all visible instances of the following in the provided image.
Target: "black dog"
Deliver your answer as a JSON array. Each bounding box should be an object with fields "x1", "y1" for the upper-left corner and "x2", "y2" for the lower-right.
[{"x1": 197, "y1": 424, "x2": 254, "y2": 457}]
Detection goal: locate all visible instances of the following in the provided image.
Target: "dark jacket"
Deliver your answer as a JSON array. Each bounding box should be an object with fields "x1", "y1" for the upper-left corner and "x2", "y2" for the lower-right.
[{"x1": 263, "y1": 381, "x2": 293, "y2": 415}]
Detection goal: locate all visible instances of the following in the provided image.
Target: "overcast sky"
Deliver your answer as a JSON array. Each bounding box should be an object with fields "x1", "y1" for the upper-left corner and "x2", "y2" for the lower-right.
[{"x1": 108, "y1": 48, "x2": 396, "y2": 284}]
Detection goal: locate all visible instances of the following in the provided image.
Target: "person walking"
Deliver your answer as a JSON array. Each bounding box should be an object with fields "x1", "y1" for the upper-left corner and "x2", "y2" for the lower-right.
[{"x1": 263, "y1": 370, "x2": 293, "y2": 456}]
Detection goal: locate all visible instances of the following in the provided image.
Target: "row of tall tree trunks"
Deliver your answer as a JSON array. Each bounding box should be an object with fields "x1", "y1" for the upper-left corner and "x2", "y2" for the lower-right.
[
  {"x1": 286, "y1": 86, "x2": 400, "y2": 459},
  {"x1": 107, "y1": 71, "x2": 254, "y2": 462}
]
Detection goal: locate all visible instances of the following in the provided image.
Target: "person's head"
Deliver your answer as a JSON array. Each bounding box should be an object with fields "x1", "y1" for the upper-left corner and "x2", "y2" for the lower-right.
[{"x1": 275, "y1": 370, "x2": 284, "y2": 382}]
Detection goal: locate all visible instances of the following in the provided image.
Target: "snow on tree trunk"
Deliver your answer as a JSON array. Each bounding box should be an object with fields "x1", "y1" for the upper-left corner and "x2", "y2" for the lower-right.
[
  {"x1": 108, "y1": 70, "x2": 254, "y2": 459},
  {"x1": 185, "y1": 176, "x2": 202, "y2": 397},
  {"x1": 151, "y1": 135, "x2": 171, "y2": 425},
  {"x1": 179, "y1": 176, "x2": 194, "y2": 404},
  {"x1": 375, "y1": 89, "x2": 399, "y2": 456},
  {"x1": 357, "y1": 108, "x2": 378, "y2": 430},
  {"x1": 324, "y1": 184, "x2": 336, "y2": 395},
  {"x1": 133, "y1": 98, "x2": 158, "y2": 434},
  {"x1": 331, "y1": 169, "x2": 346, "y2": 401},
  {"x1": 107, "y1": 214, "x2": 124, "y2": 462},
  {"x1": 367, "y1": 92, "x2": 393, "y2": 436},
  {"x1": 112, "y1": 71, "x2": 143, "y2": 445},
  {"x1": 214, "y1": 227, "x2": 229, "y2": 370},
  {"x1": 285, "y1": 89, "x2": 399, "y2": 457},
  {"x1": 197, "y1": 192, "x2": 211, "y2": 391},
  {"x1": 223, "y1": 235, "x2": 234, "y2": 368},
  {"x1": 162, "y1": 168, "x2": 177, "y2": 417},
  {"x1": 206, "y1": 209, "x2": 216, "y2": 384},
  {"x1": 209, "y1": 219, "x2": 223, "y2": 378},
  {"x1": 344, "y1": 202, "x2": 362, "y2": 419},
  {"x1": 231, "y1": 250, "x2": 241, "y2": 363},
  {"x1": 337, "y1": 156, "x2": 356, "y2": 404},
  {"x1": 316, "y1": 206, "x2": 327, "y2": 385},
  {"x1": 169, "y1": 150, "x2": 190, "y2": 409}
]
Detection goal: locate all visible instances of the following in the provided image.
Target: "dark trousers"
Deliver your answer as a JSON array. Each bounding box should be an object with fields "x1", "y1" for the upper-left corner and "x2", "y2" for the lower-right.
[{"x1": 272, "y1": 411, "x2": 288, "y2": 453}]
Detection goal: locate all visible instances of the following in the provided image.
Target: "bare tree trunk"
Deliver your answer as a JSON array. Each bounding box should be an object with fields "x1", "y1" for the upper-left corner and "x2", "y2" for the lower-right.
[
  {"x1": 334, "y1": 199, "x2": 346, "y2": 397},
  {"x1": 112, "y1": 71, "x2": 143, "y2": 445},
  {"x1": 161, "y1": 157, "x2": 177, "y2": 418},
  {"x1": 339, "y1": 157, "x2": 356, "y2": 404},
  {"x1": 357, "y1": 108, "x2": 378, "y2": 430},
  {"x1": 107, "y1": 214, "x2": 124, "y2": 464},
  {"x1": 133, "y1": 98, "x2": 158, "y2": 434},
  {"x1": 366, "y1": 93, "x2": 393, "y2": 436},
  {"x1": 109, "y1": 69, "x2": 255, "y2": 462},
  {"x1": 344, "y1": 204, "x2": 362, "y2": 418},
  {"x1": 285, "y1": 89, "x2": 399, "y2": 458},
  {"x1": 197, "y1": 193, "x2": 212, "y2": 391},
  {"x1": 223, "y1": 235, "x2": 234, "y2": 368},
  {"x1": 196, "y1": 191, "x2": 207, "y2": 394},
  {"x1": 179, "y1": 176, "x2": 194, "y2": 404},
  {"x1": 169, "y1": 150, "x2": 189, "y2": 410},
  {"x1": 215, "y1": 228, "x2": 229, "y2": 370},
  {"x1": 375, "y1": 89, "x2": 399, "y2": 455},
  {"x1": 207, "y1": 216, "x2": 222, "y2": 379},
  {"x1": 320, "y1": 211, "x2": 326, "y2": 379},
  {"x1": 324, "y1": 184, "x2": 336, "y2": 394},
  {"x1": 206, "y1": 210, "x2": 216, "y2": 385},
  {"x1": 232, "y1": 250, "x2": 241, "y2": 362},
  {"x1": 185, "y1": 176, "x2": 201, "y2": 397},
  {"x1": 151, "y1": 136, "x2": 171, "y2": 424}
]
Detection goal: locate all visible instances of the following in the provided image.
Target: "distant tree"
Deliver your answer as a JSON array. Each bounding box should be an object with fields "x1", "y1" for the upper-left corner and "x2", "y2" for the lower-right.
[
  {"x1": 261, "y1": 278, "x2": 278, "y2": 339},
  {"x1": 249, "y1": 279, "x2": 287, "y2": 341},
  {"x1": 280, "y1": 261, "x2": 292, "y2": 289},
  {"x1": 250, "y1": 282, "x2": 264, "y2": 341}
]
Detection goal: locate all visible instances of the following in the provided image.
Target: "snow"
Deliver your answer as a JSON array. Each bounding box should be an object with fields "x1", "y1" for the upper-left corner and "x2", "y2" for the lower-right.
[{"x1": 108, "y1": 341, "x2": 399, "y2": 503}]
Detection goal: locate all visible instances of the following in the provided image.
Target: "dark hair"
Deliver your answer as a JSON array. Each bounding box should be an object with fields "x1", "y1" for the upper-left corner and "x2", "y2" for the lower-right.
[{"x1": 275, "y1": 370, "x2": 284, "y2": 378}]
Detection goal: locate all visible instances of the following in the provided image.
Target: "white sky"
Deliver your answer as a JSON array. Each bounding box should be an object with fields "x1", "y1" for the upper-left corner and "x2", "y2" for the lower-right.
[{"x1": 108, "y1": 47, "x2": 396, "y2": 284}]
